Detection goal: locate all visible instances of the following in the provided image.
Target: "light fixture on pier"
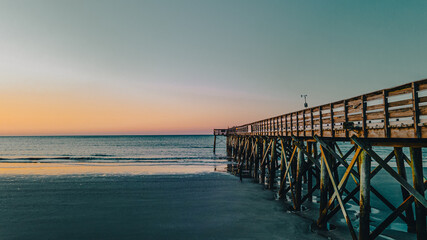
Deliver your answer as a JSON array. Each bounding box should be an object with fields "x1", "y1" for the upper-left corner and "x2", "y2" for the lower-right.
[{"x1": 301, "y1": 94, "x2": 308, "y2": 108}]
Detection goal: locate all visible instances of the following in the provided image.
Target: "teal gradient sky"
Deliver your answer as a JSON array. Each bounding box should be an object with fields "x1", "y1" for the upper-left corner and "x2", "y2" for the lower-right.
[{"x1": 1, "y1": 1, "x2": 427, "y2": 135}]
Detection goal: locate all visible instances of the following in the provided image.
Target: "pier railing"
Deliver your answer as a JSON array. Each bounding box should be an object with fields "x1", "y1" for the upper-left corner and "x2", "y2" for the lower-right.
[{"x1": 228, "y1": 79, "x2": 427, "y2": 140}]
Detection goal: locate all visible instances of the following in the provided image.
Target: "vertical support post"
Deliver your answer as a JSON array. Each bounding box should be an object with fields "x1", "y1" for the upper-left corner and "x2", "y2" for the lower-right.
[
  {"x1": 254, "y1": 138, "x2": 260, "y2": 181},
  {"x1": 412, "y1": 82, "x2": 421, "y2": 138},
  {"x1": 395, "y1": 147, "x2": 416, "y2": 232},
  {"x1": 359, "y1": 148, "x2": 371, "y2": 239},
  {"x1": 261, "y1": 138, "x2": 267, "y2": 184},
  {"x1": 361, "y1": 95, "x2": 367, "y2": 138},
  {"x1": 296, "y1": 112, "x2": 299, "y2": 137},
  {"x1": 285, "y1": 115, "x2": 288, "y2": 137},
  {"x1": 295, "y1": 141, "x2": 304, "y2": 210},
  {"x1": 310, "y1": 108, "x2": 314, "y2": 137},
  {"x1": 307, "y1": 142, "x2": 313, "y2": 202},
  {"x1": 245, "y1": 138, "x2": 249, "y2": 169},
  {"x1": 213, "y1": 135, "x2": 217, "y2": 154},
  {"x1": 410, "y1": 147, "x2": 426, "y2": 240},
  {"x1": 327, "y1": 142, "x2": 336, "y2": 201},
  {"x1": 280, "y1": 116, "x2": 283, "y2": 136},
  {"x1": 269, "y1": 138, "x2": 277, "y2": 189},
  {"x1": 280, "y1": 138, "x2": 285, "y2": 189},
  {"x1": 303, "y1": 110, "x2": 306, "y2": 137},
  {"x1": 313, "y1": 142, "x2": 320, "y2": 191},
  {"x1": 291, "y1": 113, "x2": 294, "y2": 136},
  {"x1": 383, "y1": 90, "x2": 390, "y2": 138},
  {"x1": 330, "y1": 103, "x2": 335, "y2": 138},
  {"x1": 319, "y1": 107, "x2": 323, "y2": 137},
  {"x1": 317, "y1": 141, "x2": 329, "y2": 229},
  {"x1": 344, "y1": 100, "x2": 349, "y2": 138}
]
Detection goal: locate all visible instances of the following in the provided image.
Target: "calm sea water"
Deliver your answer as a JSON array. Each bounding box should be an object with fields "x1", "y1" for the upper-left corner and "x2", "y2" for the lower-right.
[
  {"x1": 0, "y1": 135, "x2": 425, "y2": 166},
  {"x1": 0, "y1": 135, "x2": 227, "y2": 165}
]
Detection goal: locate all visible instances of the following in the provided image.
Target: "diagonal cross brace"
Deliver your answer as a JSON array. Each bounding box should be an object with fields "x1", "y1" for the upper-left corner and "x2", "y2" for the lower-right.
[
  {"x1": 319, "y1": 145, "x2": 358, "y2": 240},
  {"x1": 291, "y1": 136, "x2": 321, "y2": 169},
  {"x1": 351, "y1": 136, "x2": 427, "y2": 208}
]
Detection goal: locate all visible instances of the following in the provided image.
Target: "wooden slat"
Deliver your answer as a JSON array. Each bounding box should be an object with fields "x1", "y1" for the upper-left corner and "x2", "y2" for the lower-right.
[
  {"x1": 323, "y1": 118, "x2": 331, "y2": 124},
  {"x1": 348, "y1": 114, "x2": 363, "y2": 121},
  {"x1": 347, "y1": 99, "x2": 362, "y2": 108},
  {"x1": 334, "y1": 116, "x2": 345, "y2": 123},
  {"x1": 418, "y1": 81, "x2": 427, "y2": 90},
  {"x1": 388, "y1": 84, "x2": 412, "y2": 96},
  {"x1": 333, "y1": 110, "x2": 345, "y2": 116},
  {"x1": 321, "y1": 112, "x2": 331, "y2": 118},
  {"x1": 334, "y1": 102, "x2": 345, "y2": 108},
  {"x1": 389, "y1": 107, "x2": 413, "y2": 118},
  {"x1": 366, "y1": 91, "x2": 383, "y2": 101},
  {"x1": 419, "y1": 96, "x2": 427, "y2": 103},
  {"x1": 419, "y1": 105, "x2": 427, "y2": 115},
  {"x1": 366, "y1": 104, "x2": 384, "y2": 111},
  {"x1": 366, "y1": 111, "x2": 384, "y2": 120},
  {"x1": 388, "y1": 99, "x2": 412, "y2": 108},
  {"x1": 347, "y1": 106, "x2": 363, "y2": 114}
]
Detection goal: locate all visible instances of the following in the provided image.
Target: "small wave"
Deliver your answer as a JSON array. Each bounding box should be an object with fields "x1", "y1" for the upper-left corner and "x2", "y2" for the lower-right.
[
  {"x1": 90, "y1": 154, "x2": 115, "y2": 157},
  {"x1": 0, "y1": 156, "x2": 225, "y2": 162}
]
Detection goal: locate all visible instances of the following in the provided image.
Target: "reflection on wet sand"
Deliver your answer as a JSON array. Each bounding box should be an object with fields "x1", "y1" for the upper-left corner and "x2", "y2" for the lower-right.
[{"x1": 0, "y1": 163, "x2": 228, "y2": 175}]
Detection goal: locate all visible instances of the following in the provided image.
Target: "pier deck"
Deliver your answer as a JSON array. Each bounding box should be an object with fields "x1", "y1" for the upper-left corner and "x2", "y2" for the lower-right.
[{"x1": 215, "y1": 79, "x2": 427, "y2": 240}]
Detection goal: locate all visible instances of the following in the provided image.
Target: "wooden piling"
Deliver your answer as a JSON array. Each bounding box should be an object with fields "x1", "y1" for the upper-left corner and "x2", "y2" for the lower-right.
[
  {"x1": 254, "y1": 138, "x2": 260, "y2": 180},
  {"x1": 394, "y1": 147, "x2": 416, "y2": 232},
  {"x1": 410, "y1": 147, "x2": 426, "y2": 240},
  {"x1": 261, "y1": 138, "x2": 267, "y2": 184},
  {"x1": 307, "y1": 142, "x2": 313, "y2": 202},
  {"x1": 359, "y1": 149, "x2": 371, "y2": 239},
  {"x1": 269, "y1": 138, "x2": 277, "y2": 189},
  {"x1": 295, "y1": 142, "x2": 304, "y2": 210},
  {"x1": 318, "y1": 144, "x2": 329, "y2": 229},
  {"x1": 213, "y1": 135, "x2": 216, "y2": 154}
]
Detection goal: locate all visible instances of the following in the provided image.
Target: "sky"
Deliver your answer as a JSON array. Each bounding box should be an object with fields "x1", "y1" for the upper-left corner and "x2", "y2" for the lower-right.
[{"x1": 1, "y1": 0, "x2": 427, "y2": 135}]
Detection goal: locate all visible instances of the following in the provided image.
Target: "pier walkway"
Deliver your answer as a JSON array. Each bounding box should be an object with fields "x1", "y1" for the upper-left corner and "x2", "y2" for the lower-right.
[{"x1": 214, "y1": 79, "x2": 427, "y2": 240}]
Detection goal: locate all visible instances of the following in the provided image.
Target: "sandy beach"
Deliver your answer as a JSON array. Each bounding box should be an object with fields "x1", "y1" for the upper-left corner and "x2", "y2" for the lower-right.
[{"x1": 0, "y1": 171, "x2": 326, "y2": 240}]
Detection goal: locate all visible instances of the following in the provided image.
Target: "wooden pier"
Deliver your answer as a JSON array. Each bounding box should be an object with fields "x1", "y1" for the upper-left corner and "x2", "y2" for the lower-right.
[{"x1": 214, "y1": 79, "x2": 427, "y2": 240}]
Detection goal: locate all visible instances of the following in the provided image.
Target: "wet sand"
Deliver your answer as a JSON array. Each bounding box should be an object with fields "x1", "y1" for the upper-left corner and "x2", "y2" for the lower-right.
[{"x1": 0, "y1": 171, "x2": 326, "y2": 240}]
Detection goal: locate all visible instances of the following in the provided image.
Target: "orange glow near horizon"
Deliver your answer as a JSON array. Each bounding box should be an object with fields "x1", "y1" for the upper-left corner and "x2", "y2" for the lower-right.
[
  {"x1": 0, "y1": 92, "x2": 215, "y2": 135},
  {"x1": 0, "y1": 82, "x2": 279, "y2": 136}
]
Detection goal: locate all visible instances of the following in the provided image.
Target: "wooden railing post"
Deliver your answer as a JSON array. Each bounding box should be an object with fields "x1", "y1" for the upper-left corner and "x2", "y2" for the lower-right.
[{"x1": 412, "y1": 82, "x2": 421, "y2": 138}]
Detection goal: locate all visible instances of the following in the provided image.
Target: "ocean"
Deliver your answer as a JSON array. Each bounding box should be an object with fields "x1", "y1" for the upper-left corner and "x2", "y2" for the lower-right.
[
  {"x1": 0, "y1": 135, "x2": 424, "y2": 239},
  {"x1": 0, "y1": 135, "x2": 227, "y2": 164}
]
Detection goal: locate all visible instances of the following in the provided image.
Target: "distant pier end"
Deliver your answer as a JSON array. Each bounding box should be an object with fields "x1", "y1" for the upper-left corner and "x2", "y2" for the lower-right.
[
  {"x1": 214, "y1": 79, "x2": 427, "y2": 240},
  {"x1": 213, "y1": 129, "x2": 227, "y2": 154}
]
